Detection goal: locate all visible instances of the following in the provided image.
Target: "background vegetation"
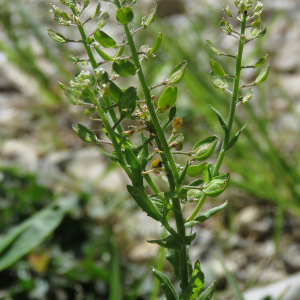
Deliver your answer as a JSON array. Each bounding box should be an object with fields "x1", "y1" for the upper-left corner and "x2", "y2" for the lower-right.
[{"x1": 0, "y1": 0, "x2": 300, "y2": 299}]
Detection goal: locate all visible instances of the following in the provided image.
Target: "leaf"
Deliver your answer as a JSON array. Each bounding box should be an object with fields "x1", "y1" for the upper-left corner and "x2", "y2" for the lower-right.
[
  {"x1": 113, "y1": 59, "x2": 137, "y2": 77},
  {"x1": 148, "y1": 235, "x2": 181, "y2": 250},
  {"x1": 94, "y1": 43, "x2": 115, "y2": 61},
  {"x1": 166, "y1": 249, "x2": 181, "y2": 280},
  {"x1": 210, "y1": 105, "x2": 228, "y2": 136},
  {"x1": 187, "y1": 163, "x2": 206, "y2": 177},
  {"x1": 96, "y1": 11, "x2": 110, "y2": 30},
  {"x1": 239, "y1": 89, "x2": 253, "y2": 104},
  {"x1": 192, "y1": 136, "x2": 219, "y2": 161},
  {"x1": 137, "y1": 134, "x2": 149, "y2": 170},
  {"x1": 253, "y1": 54, "x2": 268, "y2": 67},
  {"x1": 254, "y1": 63, "x2": 270, "y2": 84},
  {"x1": 152, "y1": 268, "x2": 179, "y2": 300},
  {"x1": 202, "y1": 174, "x2": 230, "y2": 197},
  {"x1": 167, "y1": 61, "x2": 187, "y2": 84},
  {"x1": 72, "y1": 124, "x2": 97, "y2": 143},
  {"x1": 158, "y1": 85, "x2": 178, "y2": 109},
  {"x1": 99, "y1": 148, "x2": 122, "y2": 164},
  {"x1": 47, "y1": 29, "x2": 68, "y2": 43},
  {"x1": 0, "y1": 200, "x2": 76, "y2": 272},
  {"x1": 127, "y1": 185, "x2": 161, "y2": 221},
  {"x1": 209, "y1": 60, "x2": 226, "y2": 77},
  {"x1": 210, "y1": 71, "x2": 228, "y2": 89},
  {"x1": 150, "y1": 32, "x2": 162, "y2": 54},
  {"x1": 94, "y1": 30, "x2": 117, "y2": 48},
  {"x1": 142, "y1": 3, "x2": 157, "y2": 27},
  {"x1": 225, "y1": 123, "x2": 247, "y2": 151},
  {"x1": 206, "y1": 40, "x2": 224, "y2": 56},
  {"x1": 125, "y1": 146, "x2": 143, "y2": 187},
  {"x1": 197, "y1": 281, "x2": 216, "y2": 300},
  {"x1": 116, "y1": 7, "x2": 134, "y2": 24},
  {"x1": 194, "y1": 201, "x2": 228, "y2": 223},
  {"x1": 178, "y1": 162, "x2": 189, "y2": 186}
]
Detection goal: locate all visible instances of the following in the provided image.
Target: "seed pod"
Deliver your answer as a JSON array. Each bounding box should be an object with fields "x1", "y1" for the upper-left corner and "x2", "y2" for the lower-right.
[
  {"x1": 254, "y1": 63, "x2": 270, "y2": 84},
  {"x1": 223, "y1": 5, "x2": 232, "y2": 17},
  {"x1": 47, "y1": 29, "x2": 68, "y2": 43},
  {"x1": 239, "y1": 88, "x2": 253, "y2": 104},
  {"x1": 158, "y1": 86, "x2": 178, "y2": 109},
  {"x1": 72, "y1": 124, "x2": 97, "y2": 143},
  {"x1": 167, "y1": 61, "x2": 187, "y2": 84},
  {"x1": 168, "y1": 133, "x2": 184, "y2": 151},
  {"x1": 94, "y1": 43, "x2": 115, "y2": 61},
  {"x1": 210, "y1": 71, "x2": 228, "y2": 90},
  {"x1": 142, "y1": 3, "x2": 157, "y2": 28},
  {"x1": 116, "y1": 7, "x2": 134, "y2": 24},
  {"x1": 96, "y1": 11, "x2": 110, "y2": 30},
  {"x1": 192, "y1": 136, "x2": 219, "y2": 161},
  {"x1": 202, "y1": 173, "x2": 230, "y2": 197},
  {"x1": 206, "y1": 40, "x2": 224, "y2": 56},
  {"x1": 150, "y1": 32, "x2": 162, "y2": 54},
  {"x1": 220, "y1": 18, "x2": 233, "y2": 35},
  {"x1": 118, "y1": 86, "x2": 137, "y2": 116},
  {"x1": 91, "y1": 2, "x2": 101, "y2": 18},
  {"x1": 209, "y1": 60, "x2": 226, "y2": 77},
  {"x1": 113, "y1": 59, "x2": 137, "y2": 77},
  {"x1": 253, "y1": 54, "x2": 268, "y2": 67},
  {"x1": 172, "y1": 117, "x2": 183, "y2": 131},
  {"x1": 187, "y1": 162, "x2": 206, "y2": 177},
  {"x1": 94, "y1": 30, "x2": 117, "y2": 48}
]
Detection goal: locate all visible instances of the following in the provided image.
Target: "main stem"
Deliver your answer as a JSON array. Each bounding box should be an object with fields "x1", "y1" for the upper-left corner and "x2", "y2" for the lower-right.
[
  {"x1": 115, "y1": 0, "x2": 189, "y2": 289},
  {"x1": 187, "y1": 12, "x2": 247, "y2": 222}
]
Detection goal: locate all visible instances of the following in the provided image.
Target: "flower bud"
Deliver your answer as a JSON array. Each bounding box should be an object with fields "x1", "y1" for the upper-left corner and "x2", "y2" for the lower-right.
[
  {"x1": 95, "y1": 67, "x2": 106, "y2": 80},
  {"x1": 51, "y1": 5, "x2": 62, "y2": 17},
  {"x1": 223, "y1": 5, "x2": 232, "y2": 17},
  {"x1": 172, "y1": 117, "x2": 183, "y2": 131}
]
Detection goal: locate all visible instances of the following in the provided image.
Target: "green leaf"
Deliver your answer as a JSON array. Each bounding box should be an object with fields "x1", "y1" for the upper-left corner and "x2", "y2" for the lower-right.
[
  {"x1": 137, "y1": 134, "x2": 149, "y2": 170},
  {"x1": 166, "y1": 249, "x2": 181, "y2": 280},
  {"x1": 94, "y1": 43, "x2": 115, "y2": 61},
  {"x1": 47, "y1": 29, "x2": 68, "y2": 43},
  {"x1": 84, "y1": 107, "x2": 96, "y2": 115},
  {"x1": 210, "y1": 71, "x2": 228, "y2": 89},
  {"x1": 254, "y1": 63, "x2": 270, "y2": 84},
  {"x1": 148, "y1": 235, "x2": 181, "y2": 250},
  {"x1": 96, "y1": 11, "x2": 110, "y2": 30},
  {"x1": 220, "y1": 18, "x2": 233, "y2": 35},
  {"x1": 158, "y1": 85, "x2": 178, "y2": 109},
  {"x1": 187, "y1": 163, "x2": 206, "y2": 177},
  {"x1": 168, "y1": 133, "x2": 184, "y2": 151},
  {"x1": 0, "y1": 200, "x2": 76, "y2": 272},
  {"x1": 125, "y1": 146, "x2": 143, "y2": 186},
  {"x1": 72, "y1": 124, "x2": 97, "y2": 143},
  {"x1": 99, "y1": 148, "x2": 122, "y2": 164},
  {"x1": 225, "y1": 123, "x2": 247, "y2": 151},
  {"x1": 91, "y1": 2, "x2": 101, "y2": 18},
  {"x1": 239, "y1": 88, "x2": 253, "y2": 104},
  {"x1": 209, "y1": 60, "x2": 226, "y2": 77},
  {"x1": 178, "y1": 162, "x2": 189, "y2": 186},
  {"x1": 194, "y1": 201, "x2": 228, "y2": 223},
  {"x1": 253, "y1": 54, "x2": 268, "y2": 67},
  {"x1": 167, "y1": 61, "x2": 187, "y2": 84},
  {"x1": 197, "y1": 281, "x2": 216, "y2": 300},
  {"x1": 127, "y1": 185, "x2": 161, "y2": 221},
  {"x1": 113, "y1": 59, "x2": 137, "y2": 77},
  {"x1": 152, "y1": 268, "x2": 179, "y2": 300},
  {"x1": 150, "y1": 32, "x2": 162, "y2": 54},
  {"x1": 116, "y1": 7, "x2": 134, "y2": 24},
  {"x1": 202, "y1": 173, "x2": 230, "y2": 197},
  {"x1": 192, "y1": 136, "x2": 219, "y2": 161},
  {"x1": 206, "y1": 40, "x2": 224, "y2": 56},
  {"x1": 210, "y1": 105, "x2": 228, "y2": 136},
  {"x1": 118, "y1": 86, "x2": 137, "y2": 116},
  {"x1": 94, "y1": 30, "x2": 117, "y2": 48},
  {"x1": 142, "y1": 3, "x2": 157, "y2": 27}
]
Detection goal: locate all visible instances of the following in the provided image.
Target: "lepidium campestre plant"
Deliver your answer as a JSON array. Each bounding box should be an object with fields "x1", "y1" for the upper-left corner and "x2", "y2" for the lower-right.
[{"x1": 48, "y1": 0, "x2": 269, "y2": 299}]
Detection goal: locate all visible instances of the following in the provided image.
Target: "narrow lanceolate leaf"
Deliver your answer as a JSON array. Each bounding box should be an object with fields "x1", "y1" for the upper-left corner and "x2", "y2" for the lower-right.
[
  {"x1": 254, "y1": 63, "x2": 270, "y2": 84},
  {"x1": 192, "y1": 136, "x2": 219, "y2": 161},
  {"x1": 142, "y1": 3, "x2": 157, "y2": 27},
  {"x1": 253, "y1": 54, "x2": 268, "y2": 67},
  {"x1": 209, "y1": 60, "x2": 226, "y2": 77},
  {"x1": 158, "y1": 85, "x2": 178, "y2": 109},
  {"x1": 94, "y1": 30, "x2": 117, "y2": 48},
  {"x1": 194, "y1": 201, "x2": 228, "y2": 223},
  {"x1": 202, "y1": 173, "x2": 230, "y2": 197},
  {"x1": 116, "y1": 7, "x2": 134, "y2": 24},
  {"x1": 210, "y1": 105, "x2": 228, "y2": 136},
  {"x1": 72, "y1": 124, "x2": 97, "y2": 143},
  {"x1": 210, "y1": 72, "x2": 228, "y2": 89},
  {"x1": 225, "y1": 123, "x2": 247, "y2": 151},
  {"x1": 96, "y1": 11, "x2": 110, "y2": 30},
  {"x1": 94, "y1": 43, "x2": 115, "y2": 61},
  {"x1": 206, "y1": 40, "x2": 224, "y2": 56},
  {"x1": 167, "y1": 61, "x2": 187, "y2": 84},
  {"x1": 187, "y1": 163, "x2": 206, "y2": 177},
  {"x1": 150, "y1": 32, "x2": 162, "y2": 54},
  {"x1": 239, "y1": 89, "x2": 253, "y2": 104},
  {"x1": 152, "y1": 269, "x2": 179, "y2": 300},
  {"x1": 148, "y1": 235, "x2": 181, "y2": 250},
  {"x1": 166, "y1": 249, "x2": 181, "y2": 280},
  {"x1": 197, "y1": 281, "x2": 217, "y2": 300},
  {"x1": 113, "y1": 59, "x2": 137, "y2": 77},
  {"x1": 178, "y1": 162, "x2": 189, "y2": 186},
  {"x1": 47, "y1": 29, "x2": 68, "y2": 43}
]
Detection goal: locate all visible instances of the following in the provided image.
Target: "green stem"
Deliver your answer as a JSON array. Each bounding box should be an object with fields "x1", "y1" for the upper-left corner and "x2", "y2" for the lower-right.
[{"x1": 187, "y1": 12, "x2": 247, "y2": 223}]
